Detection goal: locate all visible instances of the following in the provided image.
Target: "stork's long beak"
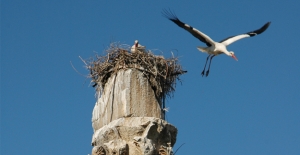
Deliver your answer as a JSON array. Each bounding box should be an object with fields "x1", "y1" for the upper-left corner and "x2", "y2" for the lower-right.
[{"x1": 232, "y1": 54, "x2": 238, "y2": 61}]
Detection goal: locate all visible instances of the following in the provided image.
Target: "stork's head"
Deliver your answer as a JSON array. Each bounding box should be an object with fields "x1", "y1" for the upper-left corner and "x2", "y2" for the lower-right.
[
  {"x1": 229, "y1": 51, "x2": 238, "y2": 61},
  {"x1": 134, "y1": 40, "x2": 139, "y2": 44}
]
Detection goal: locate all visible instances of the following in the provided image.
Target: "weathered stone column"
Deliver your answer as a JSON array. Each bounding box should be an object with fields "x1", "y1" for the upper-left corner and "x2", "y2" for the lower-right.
[
  {"x1": 91, "y1": 69, "x2": 177, "y2": 155},
  {"x1": 85, "y1": 45, "x2": 186, "y2": 155}
]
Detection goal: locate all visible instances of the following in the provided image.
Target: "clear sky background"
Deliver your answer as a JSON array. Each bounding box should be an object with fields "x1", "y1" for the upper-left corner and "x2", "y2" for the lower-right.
[{"x1": 1, "y1": 0, "x2": 300, "y2": 154}]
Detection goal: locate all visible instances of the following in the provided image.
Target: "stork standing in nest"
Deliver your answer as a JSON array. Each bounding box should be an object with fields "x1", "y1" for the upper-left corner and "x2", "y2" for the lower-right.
[{"x1": 131, "y1": 40, "x2": 146, "y2": 54}]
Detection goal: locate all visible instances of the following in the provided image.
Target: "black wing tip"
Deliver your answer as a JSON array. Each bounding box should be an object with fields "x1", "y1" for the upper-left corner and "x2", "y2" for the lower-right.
[
  {"x1": 161, "y1": 8, "x2": 179, "y2": 21},
  {"x1": 248, "y1": 21, "x2": 271, "y2": 36},
  {"x1": 161, "y1": 8, "x2": 186, "y2": 28},
  {"x1": 264, "y1": 21, "x2": 271, "y2": 28},
  {"x1": 258, "y1": 21, "x2": 271, "y2": 33}
]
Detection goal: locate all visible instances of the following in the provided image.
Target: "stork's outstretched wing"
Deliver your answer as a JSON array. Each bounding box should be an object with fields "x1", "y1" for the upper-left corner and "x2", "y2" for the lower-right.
[
  {"x1": 162, "y1": 9, "x2": 214, "y2": 47},
  {"x1": 220, "y1": 22, "x2": 271, "y2": 46}
]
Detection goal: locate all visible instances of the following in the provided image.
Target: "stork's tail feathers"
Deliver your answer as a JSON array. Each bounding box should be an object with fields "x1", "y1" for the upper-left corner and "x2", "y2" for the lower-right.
[{"x1": 197, "y1": 46, "x2": 209, "y2": 53}]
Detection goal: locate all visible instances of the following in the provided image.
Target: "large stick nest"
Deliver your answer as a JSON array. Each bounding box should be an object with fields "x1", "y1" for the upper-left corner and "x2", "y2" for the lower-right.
[{"x1": 83, "y1": 43, "x2": 186, "y2": 103}]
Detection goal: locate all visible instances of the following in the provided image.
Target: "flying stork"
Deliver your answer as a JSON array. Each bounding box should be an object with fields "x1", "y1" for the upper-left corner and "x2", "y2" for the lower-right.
[{"x1": 162, "y1": 9, "x2": 271, "y2": 77}]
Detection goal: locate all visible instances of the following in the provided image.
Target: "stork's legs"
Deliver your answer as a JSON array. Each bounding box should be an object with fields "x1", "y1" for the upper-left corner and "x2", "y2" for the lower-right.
[
  {"x1": 201, "y1": 55, "x2": 215, "y2": 77},
  {"x1": 206, "y1": 55, "x2": 215, "y2": 77},
  {"x1": 201, "y1": 55, "x2": 211, "y2": 77}
]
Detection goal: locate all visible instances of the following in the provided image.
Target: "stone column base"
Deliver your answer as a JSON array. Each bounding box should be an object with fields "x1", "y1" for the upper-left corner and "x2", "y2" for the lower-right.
[{"x1": 91, "y1": 117, "x2": 177, "y2": 155}]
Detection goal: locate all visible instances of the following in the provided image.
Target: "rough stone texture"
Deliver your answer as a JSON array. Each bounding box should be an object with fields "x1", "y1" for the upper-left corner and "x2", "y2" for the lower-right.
[
  {"x1": 92, "y1": 69, "x2": 163, "y2": 131},
  {"x1": 91, "y1": 117, "x2": 177, "y2": 155},
  {"x1": 91, "y1": 69, "x2": 177, "y2": 155}
]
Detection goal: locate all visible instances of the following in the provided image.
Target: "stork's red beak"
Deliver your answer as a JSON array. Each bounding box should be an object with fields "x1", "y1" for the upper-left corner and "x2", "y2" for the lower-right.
[{"x1": 232, "y1": 54, "x2": 238, "y2": 61}]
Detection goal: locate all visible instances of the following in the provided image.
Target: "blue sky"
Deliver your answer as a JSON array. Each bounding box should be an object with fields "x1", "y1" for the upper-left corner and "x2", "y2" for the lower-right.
[{"x1": 1, "y1": 0, "x2": 300, "y2": 154}]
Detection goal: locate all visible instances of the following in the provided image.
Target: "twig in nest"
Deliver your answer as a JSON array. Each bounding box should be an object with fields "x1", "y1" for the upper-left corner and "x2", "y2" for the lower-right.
[{"x1": 70, "y1": 61, "x2": 86, "y2": 77}]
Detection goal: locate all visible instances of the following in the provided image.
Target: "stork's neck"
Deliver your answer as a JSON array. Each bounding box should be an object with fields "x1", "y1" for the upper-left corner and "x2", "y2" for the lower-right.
[{"x1": 223, "y1": 50, "x2": 232, "y2": 56}]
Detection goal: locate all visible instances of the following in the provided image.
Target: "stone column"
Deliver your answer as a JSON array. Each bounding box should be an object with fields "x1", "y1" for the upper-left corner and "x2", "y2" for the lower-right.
[{"x1": 91, "y1": 69, "x2": 177, "y2": 155}]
